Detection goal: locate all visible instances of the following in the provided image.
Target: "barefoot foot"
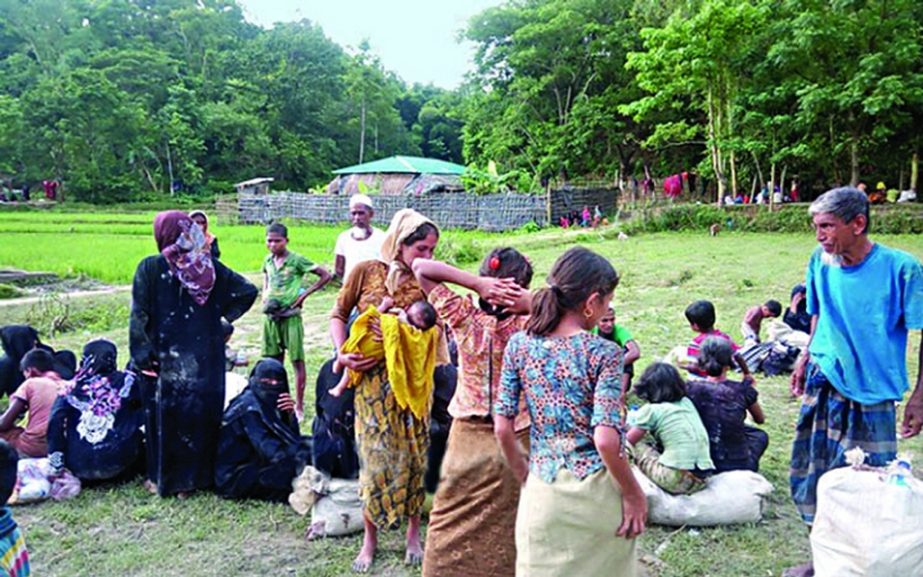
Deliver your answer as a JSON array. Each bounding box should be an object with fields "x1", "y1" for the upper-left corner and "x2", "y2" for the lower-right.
[
  {"x1": 404, "y1": 544, "x2": 423, "y2": 566},
  {"x1": 351, "y1": 547, "x2": 374, "y2": 573},
  {"x1": 405, "y1": 519, "x2": 424, "y2": 565},
  {"x1": 143, "y1": 479, "x2": 158, "y2": 495}
]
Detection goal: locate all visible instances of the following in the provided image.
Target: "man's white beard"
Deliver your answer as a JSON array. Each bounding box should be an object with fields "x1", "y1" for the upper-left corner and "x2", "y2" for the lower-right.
[{"x1": 820, "y1": 250, "x2": 843, "y2": 267}]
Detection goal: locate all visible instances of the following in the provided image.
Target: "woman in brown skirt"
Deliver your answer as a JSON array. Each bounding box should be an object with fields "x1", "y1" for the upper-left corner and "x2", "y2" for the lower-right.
[{"x1": 413, "y1": 248, "x2": 533, "y2": 577}]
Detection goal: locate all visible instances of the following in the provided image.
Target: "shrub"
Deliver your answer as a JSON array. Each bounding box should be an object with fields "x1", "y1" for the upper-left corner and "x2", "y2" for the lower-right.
[{"x1": 621, "y1": 204, "x2": 922, "y2": 234}]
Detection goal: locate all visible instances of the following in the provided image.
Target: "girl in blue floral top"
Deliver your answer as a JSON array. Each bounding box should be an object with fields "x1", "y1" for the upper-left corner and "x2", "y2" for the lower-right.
[{"x1": 494, "y1": 246, "x2": 647, "y2": 577}]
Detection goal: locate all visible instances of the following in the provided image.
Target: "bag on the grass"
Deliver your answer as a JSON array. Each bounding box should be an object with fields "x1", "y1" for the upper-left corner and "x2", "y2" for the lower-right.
[
  {"x1": 10, "y1": 458, "x2": 52, "y2": 504},
  {"x1": 811, "y1": 467, "x2": 923, "y2": 577},
  {"x1": 634, "y1": 467, "x2": 773, "y2": 526},
  {"x1": 289, "y1": 466, "x2": 363, "y2": 539},
  {"x1": 309, "y1": 478, "x2": 363, "y2": 538}
]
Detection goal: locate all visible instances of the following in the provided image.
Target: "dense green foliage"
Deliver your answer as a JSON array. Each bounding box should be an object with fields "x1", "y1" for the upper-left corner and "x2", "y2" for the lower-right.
[
  {"x1": 622, "y1": 204, "x2": 923, "y2": 234},
  {"x1": 0, "y1": 0, "x2": 921, "y2": 204},
  {"x1": 0, "y1": 0, "x2": 463, "y2": 201},
  {"x1": 462, "y1": 0, "x2": 923, "y2": 199}
]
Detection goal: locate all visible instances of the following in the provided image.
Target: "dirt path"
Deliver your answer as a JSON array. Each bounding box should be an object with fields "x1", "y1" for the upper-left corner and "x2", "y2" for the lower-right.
[{"x1": 0, "y1": 285, "x2": 131, "y2": 308}]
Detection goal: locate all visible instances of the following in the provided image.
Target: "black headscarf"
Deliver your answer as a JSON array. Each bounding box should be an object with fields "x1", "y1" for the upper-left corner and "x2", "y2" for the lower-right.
[
  {"x1": 0, "y1": 325, "x2": 39, "y2": 397},
  {"x1": 249, "y1": 359, "x2": 289, "y2": 410},
  {"x1": 225, "y1": 359, "x2": 300, "y2": 445},
  {"x1": 0, "y1": 326, "x2": 38, "y2": 360}
]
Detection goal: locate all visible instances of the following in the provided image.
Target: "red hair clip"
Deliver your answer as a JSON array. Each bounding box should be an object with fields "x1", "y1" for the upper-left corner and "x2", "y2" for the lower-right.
[{"x1": 488, "y1": 256, "x2": 501, "y2": 270}]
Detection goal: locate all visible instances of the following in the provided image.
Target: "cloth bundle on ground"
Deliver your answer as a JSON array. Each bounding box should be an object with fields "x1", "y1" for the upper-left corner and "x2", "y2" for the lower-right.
[
  {"x1": 289, "y1": 465, "x2": 363, "y2": 539},
  {"x1": 739, "y1": 320, "x2": 807, "y2": 375},
  {"x1": 223, "y1": 372, "x2": 248, "y2": 409},
  {"x1": 811, "y1": 467, "x2": 923, "y2": 577},
  {"x1": 214, "y1": 359, "x2": 312, "y2": 502},
  {"x1": 8, "y1": 458, "x2": 80, "y2": 504},
  {"x1": 634, "y1": 467, "x2": 773, "y2": 526},
  {"x1": 0, "y1": 326, "x2": 76, "y2": 398},
  {"x1": 338, "y1": 306, "x2": 439, "y2": 420},
  {"x1": 47, "y1": 340, "x2": 144, "y2": 483}
]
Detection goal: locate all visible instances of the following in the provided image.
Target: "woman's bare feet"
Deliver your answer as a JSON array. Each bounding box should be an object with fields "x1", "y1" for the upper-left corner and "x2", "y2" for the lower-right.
[
  {"x1": 143, "y1": 479, "x2": 158, "y2": 495},
  {"x1": 352, "y1": 519, "x2": 378, "y2": 573},
  {"x1": 405, "y1": 515, "x2": 424, "y2": 565}
]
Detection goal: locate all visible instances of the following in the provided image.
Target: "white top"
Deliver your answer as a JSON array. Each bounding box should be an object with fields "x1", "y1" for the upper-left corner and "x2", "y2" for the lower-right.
[{"x1": 335, "y1": 226, "x2": 386, "y2": 281}]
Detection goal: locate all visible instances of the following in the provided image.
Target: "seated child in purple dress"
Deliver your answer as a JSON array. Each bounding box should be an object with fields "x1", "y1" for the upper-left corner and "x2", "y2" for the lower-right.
[{"x1": 686, "y1": 337, "x2": 768, "y2": 472}]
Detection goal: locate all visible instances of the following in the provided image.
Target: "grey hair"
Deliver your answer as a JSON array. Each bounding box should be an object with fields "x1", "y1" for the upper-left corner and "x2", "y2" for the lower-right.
[{"x1": 809, "y1": 187, "x2": 870, "y2": 233}]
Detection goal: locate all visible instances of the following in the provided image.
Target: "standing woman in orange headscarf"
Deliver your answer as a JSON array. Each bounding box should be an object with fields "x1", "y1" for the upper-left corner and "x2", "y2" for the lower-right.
[
  {"x1": 330, "y1": 209, "x2": 447, "y2": 572},
  {"x1": 129, "y1": 211, "x2": 257, "y2": 497}
]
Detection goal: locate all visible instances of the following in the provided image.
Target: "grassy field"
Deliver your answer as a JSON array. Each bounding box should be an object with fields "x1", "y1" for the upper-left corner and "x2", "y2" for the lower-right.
[
  {"x1": 0, "y1": 213, "x2": 921, "y2": 576},
  {"x1": 0, "y1": 212, "x2": 510, "y2": 284}
]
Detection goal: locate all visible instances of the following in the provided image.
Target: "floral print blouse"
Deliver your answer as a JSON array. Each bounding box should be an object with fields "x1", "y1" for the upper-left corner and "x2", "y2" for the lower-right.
[{"x1": 495, "y1": 331, "x2": 624, "y2": 483}]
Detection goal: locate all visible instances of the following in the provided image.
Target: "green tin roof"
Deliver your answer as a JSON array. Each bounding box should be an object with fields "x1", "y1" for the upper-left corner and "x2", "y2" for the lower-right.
[{"x1": 332, "y1": 155, "x2": 466, "y2": 175}]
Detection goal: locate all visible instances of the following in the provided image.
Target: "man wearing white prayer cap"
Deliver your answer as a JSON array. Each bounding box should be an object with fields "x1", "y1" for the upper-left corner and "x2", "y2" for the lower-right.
[{"x1": 334, "y1": 194, "x2": 386, "y2": 282}]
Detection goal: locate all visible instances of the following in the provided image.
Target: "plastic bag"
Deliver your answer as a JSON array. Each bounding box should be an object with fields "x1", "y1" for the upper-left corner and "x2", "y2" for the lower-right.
[
  {"x1": 634, "y1": 467, "x2": 773, "y2": 526},
  {"x1": 10, "y1": 458, "x2": 53, "y2": 505},
  {"x1": 50, "y1": 469, "x2": 81, "y2": 501},
  {"x1": 224, "y1": 372, "x2": 248, "y2": 410},
  {"x1": 811, "y1": 467, "x2": 923, "y2": 577}
]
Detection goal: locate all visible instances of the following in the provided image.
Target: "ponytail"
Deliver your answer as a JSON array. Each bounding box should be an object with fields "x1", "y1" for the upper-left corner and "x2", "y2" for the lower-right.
[
  {"x1": 527, "y1": 287, "x2": 564, "y2": 336},
  {"x1": 526, "y1": 246, "x2": 618, "y2": 336}
]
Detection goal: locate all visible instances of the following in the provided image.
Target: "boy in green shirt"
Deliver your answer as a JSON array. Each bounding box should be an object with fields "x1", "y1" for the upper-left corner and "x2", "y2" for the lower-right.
[
  {"x1": 262, "y1": 222, "x2": 332, "y2": 420},
  {"x1": 595, "y1": 306, "x2": 641, "y2": 394}
]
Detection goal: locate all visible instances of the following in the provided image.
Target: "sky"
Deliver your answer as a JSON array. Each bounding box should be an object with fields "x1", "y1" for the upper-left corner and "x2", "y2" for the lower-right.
[{"x1": 236, "y1": 0, "x2": 505, "y2": 89}]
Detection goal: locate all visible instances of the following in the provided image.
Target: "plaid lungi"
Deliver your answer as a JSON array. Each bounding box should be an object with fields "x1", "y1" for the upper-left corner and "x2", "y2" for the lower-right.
[{"x1": 789, "y1": 363, "x2": 897, "y2": 524}]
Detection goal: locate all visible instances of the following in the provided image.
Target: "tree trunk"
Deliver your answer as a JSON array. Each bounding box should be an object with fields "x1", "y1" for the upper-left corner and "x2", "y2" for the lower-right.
[
  {"x1": 707, "y1": 87, "x2": 724, "y2": 205},
  {"x1": 769, "y1": 163, "x2": 776, "y2": 211},
  {"x1": 730, "y1": 150, "x2": 738, "y2": 198},
  {"x1": 166, "y1": 140, "x2": 174, "y2": 197},
  {"x1": 751, "y1": 150, "x2": 765, "y2": 193},
  {"x1": 850, "y1": 138, "x2": 859, "y2": 186},
  {"x1": 912, "y1": 151, "x2": 919, "y2": 192},
  {"x1": 358, "y1": 98, "x2": 367, "y2": 164}
]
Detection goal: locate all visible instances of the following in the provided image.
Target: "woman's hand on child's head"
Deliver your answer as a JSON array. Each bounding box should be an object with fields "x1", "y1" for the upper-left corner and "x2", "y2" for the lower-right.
[
  {"x1": 276, "y1": 393, "x2": 296, "y2": 414},
  {"x1": 617, "y1": 489, "x2": 648, "y2": 539},
  {"x1": 478, "y1": 277, "x2": 524, "y2": 308}
]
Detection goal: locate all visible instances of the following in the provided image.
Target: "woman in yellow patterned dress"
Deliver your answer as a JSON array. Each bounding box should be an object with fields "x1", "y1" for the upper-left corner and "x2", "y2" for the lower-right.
[{"x1": 330, "y1": 209, "x2": 445, "y2": 573}]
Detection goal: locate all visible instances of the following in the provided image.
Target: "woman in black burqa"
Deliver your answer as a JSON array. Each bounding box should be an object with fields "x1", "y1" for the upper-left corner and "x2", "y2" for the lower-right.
[
  {"x1": 215, "y1": 358, "x2": 311, "y2": 501},
  {"x1": 129, "y1": 210, "x2": 257, "y2": 497},
  {"x1": 0, "y1": 326, "x2": 76, "y2": 398}
]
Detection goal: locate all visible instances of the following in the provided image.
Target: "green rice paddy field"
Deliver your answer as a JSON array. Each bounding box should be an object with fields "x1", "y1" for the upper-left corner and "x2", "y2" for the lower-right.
[{"x1": 0, "y1": 209, "x2": 921, "y2": 576}]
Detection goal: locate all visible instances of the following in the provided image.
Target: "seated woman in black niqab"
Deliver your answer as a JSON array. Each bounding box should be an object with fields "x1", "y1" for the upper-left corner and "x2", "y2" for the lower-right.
[
  {"x1": 215, "y1": 359, "x2": 311, "y2": 502},
  {"x1": 47, "y1": 339, "x2": 144, "y2": 483},
  {"x1": 0, "y1": 325, "x2": 76, "y2": 398}
]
